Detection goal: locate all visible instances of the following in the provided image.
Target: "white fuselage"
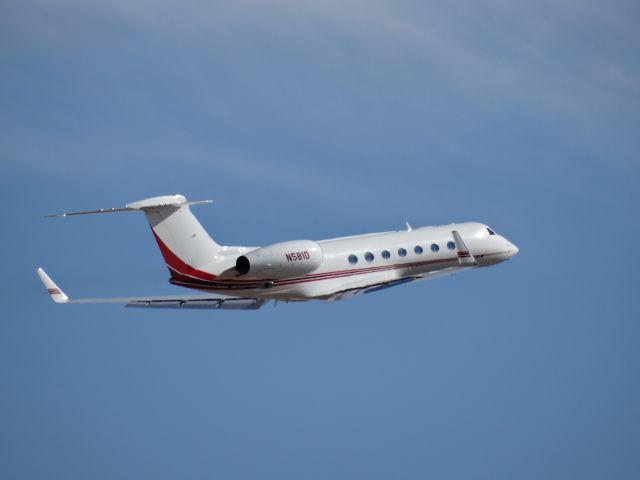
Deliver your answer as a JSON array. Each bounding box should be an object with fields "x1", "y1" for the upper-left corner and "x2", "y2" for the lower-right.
[{"x1": 169, "y1": 222, "x2": 519, "y2": 301}]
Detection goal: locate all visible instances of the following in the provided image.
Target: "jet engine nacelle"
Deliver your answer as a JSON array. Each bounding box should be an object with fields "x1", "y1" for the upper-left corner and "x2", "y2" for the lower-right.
[{"x1": 235, "y1": 240, "x2": 323, "y2": 279}]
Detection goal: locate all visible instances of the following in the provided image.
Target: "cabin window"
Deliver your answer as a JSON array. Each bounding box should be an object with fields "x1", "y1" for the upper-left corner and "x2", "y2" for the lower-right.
[
  {"x1": 447, "y1": 241, "x2": 456, "y2": 250},
  {"x1": 414, "y1": 245, "x2": 423, "y2": 254},
  {"x1": 348, "y1": 254, "x2": 358, "y2": 265},
  {"x1": 398, "y1": 248, "x2": 407, "y2": 257},
  {"x1": 365, "y1": 252, "x2": 374, "y2": 262},
  {"x1": 431, "y1": 243, "x2": 440, "y2": 253},
  {"x1": 382, "y1": 250, "x2": 391, "y2": 259}
]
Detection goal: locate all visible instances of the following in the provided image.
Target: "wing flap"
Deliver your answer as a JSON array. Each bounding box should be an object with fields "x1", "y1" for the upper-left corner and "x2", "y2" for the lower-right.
[{"x1": 127, "y1": 298, "x2": 266, "y2": 310}]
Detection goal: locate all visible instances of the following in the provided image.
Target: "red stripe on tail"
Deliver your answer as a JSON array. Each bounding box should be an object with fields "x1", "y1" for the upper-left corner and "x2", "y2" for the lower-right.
[{"x1": 151, "y1": 229, "x2": 217, "y2": 281}]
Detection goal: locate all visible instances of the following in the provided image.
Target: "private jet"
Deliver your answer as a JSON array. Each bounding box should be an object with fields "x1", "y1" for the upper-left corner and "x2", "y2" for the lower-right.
[{"x1": 38, "y1": 194, "x2": 519, "y2": 310}]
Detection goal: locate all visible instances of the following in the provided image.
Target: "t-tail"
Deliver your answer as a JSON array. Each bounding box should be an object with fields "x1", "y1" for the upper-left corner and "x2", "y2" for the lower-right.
[{"x1": 46, "y1": 194, "x2": 224, "y2": 280}]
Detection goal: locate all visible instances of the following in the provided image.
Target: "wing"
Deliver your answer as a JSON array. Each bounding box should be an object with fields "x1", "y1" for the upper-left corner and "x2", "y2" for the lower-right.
[
  {"x1": 37, "y1": 268, "x2": 267, "y2": 310},
  {"x1": 326, "y1": 277, "x2": 420, "y2": 302},
  {"x1": 325, "y1": 266, "x2": 472, "y2": 302}
]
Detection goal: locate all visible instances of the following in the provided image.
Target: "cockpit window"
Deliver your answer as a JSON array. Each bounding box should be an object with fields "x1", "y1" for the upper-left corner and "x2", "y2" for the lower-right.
[{"x1": 487, "y1": 228, "x2": 496, "y2": 236}]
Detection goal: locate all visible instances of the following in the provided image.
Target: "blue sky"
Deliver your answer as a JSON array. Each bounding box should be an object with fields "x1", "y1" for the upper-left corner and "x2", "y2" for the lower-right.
[{"x1": 1, "y1": 1, "x2": 639, "y2": 478}]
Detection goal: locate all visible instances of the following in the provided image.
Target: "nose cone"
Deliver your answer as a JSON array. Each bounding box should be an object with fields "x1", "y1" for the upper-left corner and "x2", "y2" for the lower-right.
[{"x1": 506, "y1": 242, "x2": 519, "y2": 259}]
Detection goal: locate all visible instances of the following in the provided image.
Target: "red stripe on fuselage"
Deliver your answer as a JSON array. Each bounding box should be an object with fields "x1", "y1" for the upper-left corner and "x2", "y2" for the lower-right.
[
  {"x1": 170, "y1": 256, "x2": 460, "y2": 292},
  {"x1": 151, "y1": 229, "x2": 217, "y2": 281}
]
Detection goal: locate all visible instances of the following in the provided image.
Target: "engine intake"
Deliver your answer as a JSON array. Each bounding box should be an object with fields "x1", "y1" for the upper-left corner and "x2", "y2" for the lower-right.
[
  {"x1": 235, "y1": 240, "x2": 323, "y2": 279},
  {"x1": 236, "y1": 255, "x2": 251, "y2": 275}
]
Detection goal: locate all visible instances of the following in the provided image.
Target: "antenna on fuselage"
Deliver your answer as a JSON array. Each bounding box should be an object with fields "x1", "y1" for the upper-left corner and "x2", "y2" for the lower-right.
[{"x1": 405, "y1": 222, "x2": 413, "y2": 232}]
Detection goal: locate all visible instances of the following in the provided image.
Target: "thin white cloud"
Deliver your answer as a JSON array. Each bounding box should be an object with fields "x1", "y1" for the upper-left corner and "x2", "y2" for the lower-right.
[
  {"x1": 23, "y1": 0, "x2": 638, "y2": 142},
  {"x1": 4, "y1": 0, "x2": 639, "y2": 180}
]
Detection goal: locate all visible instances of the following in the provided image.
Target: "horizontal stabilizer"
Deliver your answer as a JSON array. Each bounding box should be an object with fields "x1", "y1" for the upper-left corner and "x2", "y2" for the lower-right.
[{"x1": 45, "y1": 195, "x2": 212, "y2": 218}]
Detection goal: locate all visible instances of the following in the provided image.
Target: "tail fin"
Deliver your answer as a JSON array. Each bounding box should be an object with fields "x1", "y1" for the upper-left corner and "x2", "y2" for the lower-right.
[
  {"x1": 126, "y1": 195, "x2": 221, "y2": 277},
  {"x1": 46, "y1": 194, "x2": 223, "y2": 280}
]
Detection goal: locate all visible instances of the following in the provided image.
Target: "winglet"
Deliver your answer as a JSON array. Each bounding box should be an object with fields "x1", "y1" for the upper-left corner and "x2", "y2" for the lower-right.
[
  {"x1": 37, "y1": 268, "x2": 69, "y2": 303},
  {"x1": 451, "y1": 231, "x2": 477, "y2": 266}
]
